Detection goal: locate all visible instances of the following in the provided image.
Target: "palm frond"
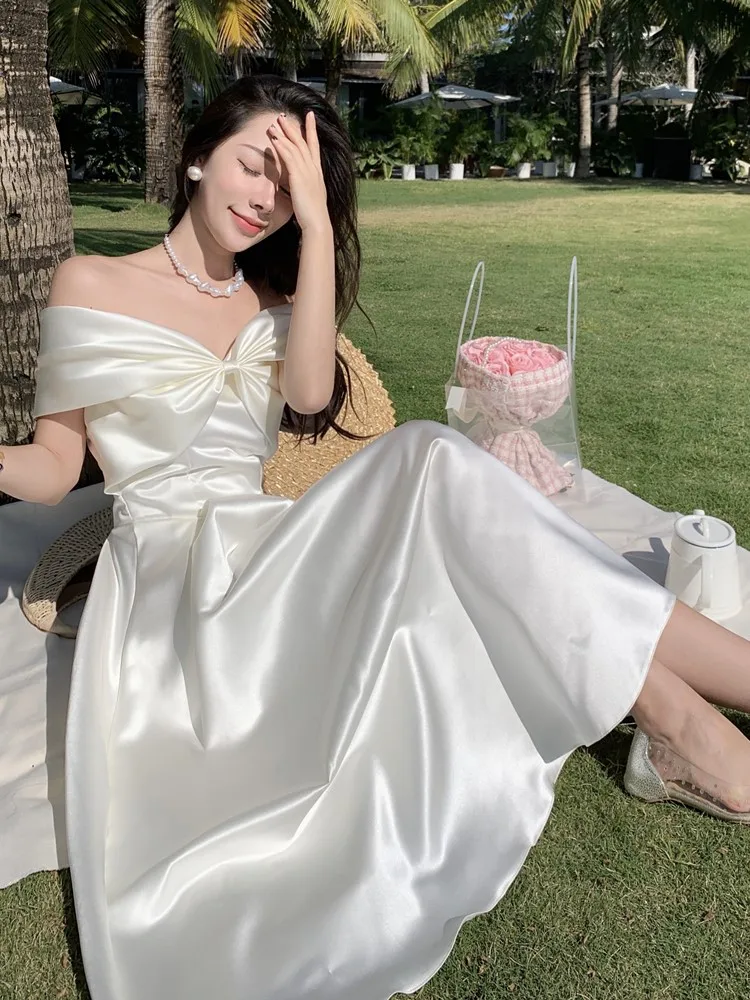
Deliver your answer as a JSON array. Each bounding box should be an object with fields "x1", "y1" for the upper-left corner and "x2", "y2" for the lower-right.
[
  {"x1": 605, "y1": 0, "x2": 666, "y2": 74},
  {"x1": 216, "y1": 0, "x2": 271, "y2": 52},
  {"x1": 382, "y1": 47, "x2": 428, "y2": 95},
  {"x1": 658, "y1": 0, "x2": 750, "y2": 44},
  {"x1": 176, "y1": 0, "x2": 224, "y2": 99},
  {"x1": 420, "y1": 0, "x2": 507, "y2": 30},
  {"x1": 561, "y1": 0, "x2": 604, "y2": 70},
  {"x1": 316, "y1": 0, "x2": 381, "y2": 46},
  {"x1": 422, "y1": 0, "x2": 510, "y2": 54},
  {"x1": 372, "y1": 0, "x2": 444, "y2": 65},
  {"x1": 48, "y1": 0, "x2": 139, "y2": 77},
  {"x1": 699, "y1": 28, "x2": 750, "y2": 93},
  {"x1": 693, "y1": 0, "x2": 750, "y2": 91},
  {"x1": 282, "y1": 0, "x2": 323, "y2": 26},
  {"x1": 381, "y1": 0, "x2": 509, "y2": 98},
  {"x1": 510, "y1": 0, "x2": 566, "y2": 60}
]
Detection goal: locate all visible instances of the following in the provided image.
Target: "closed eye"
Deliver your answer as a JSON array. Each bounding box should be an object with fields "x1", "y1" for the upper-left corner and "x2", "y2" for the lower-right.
[
  {"x1": 238, "y1": 159, "x2": 291, "y2": 198},
  {"x1": 238, "y1": 159, "x2": 261, "y2": 178}
]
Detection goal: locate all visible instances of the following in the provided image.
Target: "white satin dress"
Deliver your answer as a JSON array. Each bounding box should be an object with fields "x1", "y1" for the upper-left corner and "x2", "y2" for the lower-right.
[{"x1": 33, "y1": 304, "x2": 674, "y2": 1000}]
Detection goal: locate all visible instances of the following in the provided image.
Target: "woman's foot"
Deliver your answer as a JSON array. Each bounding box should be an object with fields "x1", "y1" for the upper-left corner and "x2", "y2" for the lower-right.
[
  {"x1": 631, "y1": 659, "x2": 750, "y2": 814},
  {"x1": 625, "y1": 728, "x2": 750, "y2": 821}
]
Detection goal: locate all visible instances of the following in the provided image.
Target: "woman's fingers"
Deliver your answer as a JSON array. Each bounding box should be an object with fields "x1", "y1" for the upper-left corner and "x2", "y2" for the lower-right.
[
  {"x1": 266, "y1": 115, "x2": 330, "y2": 231},
  {"x1": 275, "y1": 114, "x2": 306, "y2": 155},
  {"x1": 303, "y1": 112, "x2": 323, "y2": 171},
  {"x1": 276, "y1": 112, "x2": 321, "y2": 172},
  {"x1": 267, "y1": 121, "x2": 303, "y2": 170}
]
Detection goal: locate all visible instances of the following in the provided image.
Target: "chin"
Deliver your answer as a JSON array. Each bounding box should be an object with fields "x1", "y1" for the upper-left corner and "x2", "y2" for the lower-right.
[{"x1": 229, "y1": 227, "x2": 273, "y2": 254}]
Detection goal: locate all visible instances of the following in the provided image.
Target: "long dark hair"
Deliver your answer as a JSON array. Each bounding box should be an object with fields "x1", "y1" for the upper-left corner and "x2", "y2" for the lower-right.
[{"x1": 169, "y1": 75, "x2": 370, "y2": 444}]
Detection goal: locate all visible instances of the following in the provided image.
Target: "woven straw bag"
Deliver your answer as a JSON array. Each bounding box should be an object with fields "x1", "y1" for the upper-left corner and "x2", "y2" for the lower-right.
[{"x1": 22, "y1": 334, "x2": 396, "y2": 638}]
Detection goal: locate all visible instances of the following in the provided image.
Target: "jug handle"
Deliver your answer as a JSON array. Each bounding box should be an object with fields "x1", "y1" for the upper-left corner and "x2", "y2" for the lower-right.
[{"x1": 695, "y1": 550, "x2": 715, "y2": 614}]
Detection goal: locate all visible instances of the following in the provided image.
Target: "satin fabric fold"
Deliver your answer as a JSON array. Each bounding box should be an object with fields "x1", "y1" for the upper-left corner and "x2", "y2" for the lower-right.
[
  {"x1": 35, "y1": 305, "x2": 291, "y2": 490},
  {"x1": 32, "y1": 306, "x2": 674, "y2": 1000}
]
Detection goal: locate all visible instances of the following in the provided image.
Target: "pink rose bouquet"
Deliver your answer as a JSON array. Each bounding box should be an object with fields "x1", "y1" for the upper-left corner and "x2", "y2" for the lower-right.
[
  {"x1": 462, "y1": 340, "x2": 560, "y2": 377},
  {"x1": 454, "y1": 335, "x2": 574, "y2": 496}
]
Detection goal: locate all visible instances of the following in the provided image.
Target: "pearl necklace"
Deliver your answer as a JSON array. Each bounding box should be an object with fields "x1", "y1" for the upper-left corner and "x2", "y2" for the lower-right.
[{"x1": 163, "y1": 234, "x2": 245, "y2": 298}]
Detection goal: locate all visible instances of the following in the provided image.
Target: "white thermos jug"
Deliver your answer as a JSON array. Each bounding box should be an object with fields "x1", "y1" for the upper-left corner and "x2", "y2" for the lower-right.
[{"x1": 665, "y1": 509, "x2": 742, "y2": 621}]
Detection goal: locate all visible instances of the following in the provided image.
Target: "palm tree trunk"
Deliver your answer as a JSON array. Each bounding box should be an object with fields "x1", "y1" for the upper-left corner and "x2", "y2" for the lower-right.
[
  {"x1": 170, "y1": 38, "x2": 185, "y2": 177},
  {"x1": 0, "y1": 0, "x2": 76, "y2": 503},
  {"x1": 322, "y1": 36, "x2": 344, "y2": 106},
  {"x1": 420, "y1": 71, "x2": 430, "y2": 94},
  {"x1": 144, "y1": 0, "x2": 178, "y2": 206},
  {"x1": 686, "y1": 43, "x2": 697, "y2": 89},
  {"x1": 684, "y1": 42, "x2": 697, "y2": 119},
  {"x1": 605, "y1": 48, "x2": 623, "y2": 131},
  {"x1": 574, "y1": 34, "x2": 592, "y2": 179}
]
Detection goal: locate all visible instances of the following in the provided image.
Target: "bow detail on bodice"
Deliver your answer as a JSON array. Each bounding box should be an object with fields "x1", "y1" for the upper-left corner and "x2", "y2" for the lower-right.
[{"x1": 33, "y1": 305, "x2": 291, "y2": 492}]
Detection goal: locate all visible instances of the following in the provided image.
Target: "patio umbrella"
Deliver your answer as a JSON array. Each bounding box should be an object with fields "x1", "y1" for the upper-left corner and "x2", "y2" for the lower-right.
[
  {"x1": 49, "y1": 76, "x2": 102, "y2": 107},
  {"x1": 594, "y1": 83, "x2": 743, "y2": 107},
  {"x1": 391, "y1": 84, "x2": 520, "y2": 110}
]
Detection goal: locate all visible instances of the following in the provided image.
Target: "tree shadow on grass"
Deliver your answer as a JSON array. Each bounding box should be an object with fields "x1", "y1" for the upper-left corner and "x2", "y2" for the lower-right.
[
  {"x1": 572, "y1": 178, "x2": 750, "y2": 197},
  {"x1": 75, "y1": 229, "x2": 160, "y2": 256},
  {"x1": 69, "y1": 183, "x2": 144, "y2": 207},
  {"x1": 58, "y1": 869, "x2": 91, "y2": 1000},
  {"x1": 77, "y1": 200, "x2": 131, "y2": 213}
]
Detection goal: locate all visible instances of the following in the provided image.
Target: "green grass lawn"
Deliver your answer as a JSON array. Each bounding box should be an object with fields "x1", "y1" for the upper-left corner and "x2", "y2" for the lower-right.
[{"x1": 2, "y1": 178, "x2": 749, "y2": 1000}]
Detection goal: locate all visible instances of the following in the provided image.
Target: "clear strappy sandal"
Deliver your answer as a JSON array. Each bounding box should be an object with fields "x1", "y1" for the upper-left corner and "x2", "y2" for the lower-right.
[{"x1": 624, "y1": 727, "x2": 750, "y2": 824}]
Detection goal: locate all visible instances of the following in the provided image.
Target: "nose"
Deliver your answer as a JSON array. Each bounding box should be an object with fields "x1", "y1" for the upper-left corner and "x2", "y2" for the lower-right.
[{"x1": 250, "y1": 176, "x2": 276, "y2": 216}]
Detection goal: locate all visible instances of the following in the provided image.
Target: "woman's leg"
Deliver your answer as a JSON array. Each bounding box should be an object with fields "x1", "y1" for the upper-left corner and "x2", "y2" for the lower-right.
[
  {"x1": 651, "y1": 600, "x2": 750, "y2": 713},
  {"x1": 629, "y1": 603, "x2": 750, "y2": 810}
]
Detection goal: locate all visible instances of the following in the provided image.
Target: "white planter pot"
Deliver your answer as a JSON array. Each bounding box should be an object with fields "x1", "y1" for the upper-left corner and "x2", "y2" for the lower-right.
[
  {"x1": 634, "y1": 162, "x2": 644, "y2": 178},
  {"x1": 564, "y1": 162, "x2": 576, "y2": 178},
  {"x1": 449, "y1": 162, "x2": 465, "y2": 180},
  {"x1": 689, "y1": 162, "x2": 704, "y2": 181},
  {"x1": 401, "y1": 163, "x2": 416, "y2": 181},
  {"x1": 516, "y1": 162, "x2": 532, "y2": 179},
  {"x1": 542, "y1": 161, "x2": 558, "y2": 178},
  {"x1": 424, "y1": 163, "x2": 439, "y2": 181}
]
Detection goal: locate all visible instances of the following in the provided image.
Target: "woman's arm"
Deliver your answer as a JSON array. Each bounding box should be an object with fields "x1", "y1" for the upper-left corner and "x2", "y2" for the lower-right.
[
  {"x1": 0, "y1": 410, "x2": 86, "y2": 505},
  {"x1": 269, "y1": 112, "x2": 337, "y2": 415},
  {"x1": 0, "y1": 258, "x2": 90, "y2": 505},
  {"x1": 280, "y1": 224, "x2": 336, "y2": 414}
]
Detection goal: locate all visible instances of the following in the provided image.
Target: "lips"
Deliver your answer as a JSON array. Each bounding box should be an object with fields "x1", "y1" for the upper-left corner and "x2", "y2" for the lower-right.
[{"x1": 229, "y1": 208, "x2": 266, "y2": 236}]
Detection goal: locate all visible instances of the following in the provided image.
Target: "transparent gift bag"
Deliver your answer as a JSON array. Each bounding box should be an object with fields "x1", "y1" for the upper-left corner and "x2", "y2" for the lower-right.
[{"x1": 444, "y1": 259, "x2": 582, "y2": 497}]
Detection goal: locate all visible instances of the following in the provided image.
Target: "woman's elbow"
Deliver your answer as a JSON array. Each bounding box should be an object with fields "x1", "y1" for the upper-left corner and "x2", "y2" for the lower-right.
[
  {"x1": 284, "y1": 388, "x2": 334, "y2": 415},
  {"x1": 44, "y1": 465, "x2": 82, "y2": 505},
  {"x1": 42, "y1": 483, "x2": 73, "y2": 506},
  {"x1": 297, "y1": 398, "x2": 332, "y2": 415}
]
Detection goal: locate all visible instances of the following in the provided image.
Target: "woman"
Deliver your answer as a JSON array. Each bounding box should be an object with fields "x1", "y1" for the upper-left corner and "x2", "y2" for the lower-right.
[{"x1": 1, "y1": 75, "x2": 748, "y2": 1000}]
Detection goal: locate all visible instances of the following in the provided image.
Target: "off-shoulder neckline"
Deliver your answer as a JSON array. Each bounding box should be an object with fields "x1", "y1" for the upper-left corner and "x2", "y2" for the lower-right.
[{"x1": 42, "y1": 303, "x2": 293, "y2": 363}]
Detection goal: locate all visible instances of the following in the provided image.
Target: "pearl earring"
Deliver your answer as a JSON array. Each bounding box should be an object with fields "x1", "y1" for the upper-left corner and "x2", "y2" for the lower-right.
[{"x1": 186, "y1": 165, "x2": 203, "y2": 182}]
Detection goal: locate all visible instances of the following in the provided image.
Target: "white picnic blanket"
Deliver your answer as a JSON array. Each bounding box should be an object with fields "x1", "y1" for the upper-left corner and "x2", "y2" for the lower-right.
[{"x1": 1, "y1": 471, "x2": 749, "y2": 891}]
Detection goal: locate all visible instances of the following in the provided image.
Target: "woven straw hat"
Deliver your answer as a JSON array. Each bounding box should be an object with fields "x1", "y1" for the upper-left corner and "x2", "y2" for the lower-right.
[{"x1": 22, "y1": 335, "x2": 396, "y2": 637}]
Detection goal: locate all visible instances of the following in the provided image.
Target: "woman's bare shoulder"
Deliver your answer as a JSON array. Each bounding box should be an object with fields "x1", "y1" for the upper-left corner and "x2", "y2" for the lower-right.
[{"x1": 46, "y1": 249, "x2": 160, "y2": 309}]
